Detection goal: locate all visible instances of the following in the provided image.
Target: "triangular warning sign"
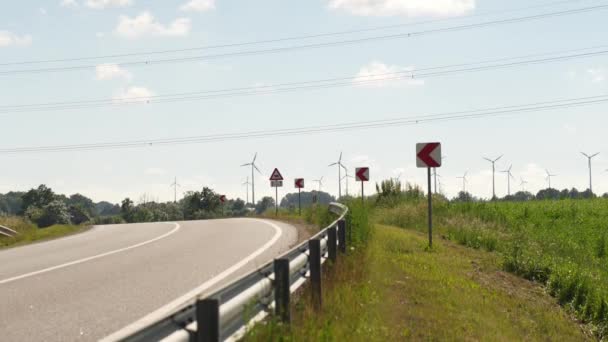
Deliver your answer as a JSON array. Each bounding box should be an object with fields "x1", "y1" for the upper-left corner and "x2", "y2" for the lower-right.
[{"x1": 269, "y1": 168, "x2": 284, "y2": 181}]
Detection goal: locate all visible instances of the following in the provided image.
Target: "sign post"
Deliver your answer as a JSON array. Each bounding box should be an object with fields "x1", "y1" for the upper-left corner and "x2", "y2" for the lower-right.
[
  {"x1": 355, "y1": 167, "x2": 369, "y2": 204},
  {"x1": 416, "y1": 142, "x2": 442, "y2": 248},
  {"x1": 219, "y1": 195, "x2": 226, "y2": 216},
  {"x1": 270, "y1": 168, "x2": 284, "y2": 216},
  {"x1": 295, "y1": 178, "x2": 304, "y2": 215}
]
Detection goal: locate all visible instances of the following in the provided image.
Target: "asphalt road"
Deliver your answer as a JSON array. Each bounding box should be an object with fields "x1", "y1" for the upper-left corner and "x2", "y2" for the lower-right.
[{"x1": 0, "y1": 218, "x2": 297, "y2": 341}]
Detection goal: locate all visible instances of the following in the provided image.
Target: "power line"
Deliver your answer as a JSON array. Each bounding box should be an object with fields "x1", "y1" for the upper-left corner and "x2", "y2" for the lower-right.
[
  {"x1": 2, "y1": 4, "x2": 607, "y2": 76},
  {"x1": 1, "y1": 94, "x2": 606, "y2": 154},
  {"x1": 0, "y1": 0, "x2": 593, "y2": 68},
  {"x1": 2, "y1": 45, "x2": 607, "y2": 114}
]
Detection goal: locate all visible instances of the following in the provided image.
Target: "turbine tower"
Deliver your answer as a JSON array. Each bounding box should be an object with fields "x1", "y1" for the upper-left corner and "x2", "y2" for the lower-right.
[
  {"x1": 500, "y1": 164, "x2": 515, "y2": 196},
  {"x1": 433, "y1": 156, "x2": 446, "y2": 194},
  {"x1": 546, "y1": 169, "x2": 557, "y2": 189},
  {"x1": 456, "y1": 171, "x2": 468, "y2": 193},
  {"x1": 241, "y1": 153, "x2": 261, "y2": 205},
  {"x1": 242, "y1": 176, "x2": 251, "y2": 204},
  {"x1": 581, "y1": 152, "x2": 600, "y2": 194},
  {"x1": 483, "y1": 155, "x2": 503, "y2": 199},
  {"x1": 170, "y1": 177, "x2": 180, "y2": 203},
  {"x1": 520, "y1": 177, "x2": 528, "y2": 192},
  {"x1": 328, "y1": 152, "x2": 347, "y2": 199},
  {"x1": 313, "y1": 176, "x2": 324, "y2": 192},
  {"x1": 342, "y1": 171, "x2": 354, "y2": 197}
]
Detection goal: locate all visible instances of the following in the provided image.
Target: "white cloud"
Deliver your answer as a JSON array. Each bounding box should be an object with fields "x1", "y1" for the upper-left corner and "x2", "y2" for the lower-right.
[
  {"x1": 95, "y1": 63, "x2": 132, "y2": 81},
  {"x1": 354, "y1": 61, "x2": 424, "y2": 88},
  {"x1": 60, "y1": 0, "x2": 79, "y2": 8},
  {"x1": 113, "y1": 86, "x2": 155, "y2": 104},
  {"x1": 180, "y1": 0, "x2": 215, "y2": 12},
  {"x1": 328, "y1": 0, "x2": 475, "y2": 17},
  {"x1": 86, "y1": 0, "x2": 133, "y2": 9},
  {"x1": 115, "y1": 12, "x2": 191, "y2": 39},
  {"x1": 587, "y1": 68, "x2": 606, "y2": 83},
  {"x1": 39, "y1": 8, "x2": 48, "y2": 15},
  {"x1": 0, "y1": 31, "x2": 32, "y2": 47}
]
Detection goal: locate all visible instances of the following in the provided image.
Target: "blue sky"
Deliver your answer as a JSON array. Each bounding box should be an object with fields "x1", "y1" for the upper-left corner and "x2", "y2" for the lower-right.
[{"x1": 1, "y1": 0, "x2": 608, "y2": 203}]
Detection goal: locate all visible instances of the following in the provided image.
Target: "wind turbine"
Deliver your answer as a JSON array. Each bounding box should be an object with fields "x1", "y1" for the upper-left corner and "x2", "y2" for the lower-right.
[
  {"x1": 242, "y1": 176, "x2": 251, "y2": 204},
  {"x1": 241, "y1": 153, "x2": 261, "y2": 205},
  {"x1": 170, "y1": 177, "x2": 180, "y2": 203},
  {"x1": 433, "y1": 156, "x2": 446, "y2": 194},
  {"x1": 456, "y1": 172, "x2": 468, "y2": 193},
  {"x1": 313, "y1": 176, "x2": 324, "y2": 191},
  {"x1": 581, "y1": 152, "x2": 600, "y2": 194},
  {"x1": 500, "y1": 165, "x2": 515, "y2": 196},
  {"x1": 483, "y1": 155, "x2": 503, "y2": 199},
  {"x1": 546, "y1": 169, "x2": 557, "y2": 189},
  {"x1": 520, "y1": 177, "x2": 529, "y2": 192},
  {"x1": 328, "y1": 152, "x2": 347, "y2": 198},
  {"x1": 342, "y1": 171, "x2": 354, "y2": 197}
]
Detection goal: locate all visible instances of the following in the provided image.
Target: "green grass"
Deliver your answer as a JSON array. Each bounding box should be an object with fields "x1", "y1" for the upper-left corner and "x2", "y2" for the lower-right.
[
  {"x1": 244, "y1": 223, "x2": 587, "y2": 341},
  {"x1": 376, "y1": 198, "x2": 608, "y2": 337},
  {"x1": 0, "y1": 216, "x2": 86, "y2": 249}
]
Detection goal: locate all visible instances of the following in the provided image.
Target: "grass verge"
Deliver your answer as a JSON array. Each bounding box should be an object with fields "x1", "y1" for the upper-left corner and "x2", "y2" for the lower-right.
[
  {"x1": 0, "y1": 216, "x2": 86, "y2": 249},
  {"x1": 244, "y1": 223, "x2": 586, "y2": 341}
]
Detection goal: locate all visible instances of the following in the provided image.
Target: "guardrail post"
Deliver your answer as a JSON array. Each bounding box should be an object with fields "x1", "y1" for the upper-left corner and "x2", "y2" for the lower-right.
[
  {"x1": 274, "y1": 258, "x2": 291, "y2": 323},
  {"x1": 328, "y1": 226, "x2": 337, "y2": 262},
  {"x1": 309, "y1": 239, "x2": 322, "y2": 311},
  {"x1": 196, "y1": 298, "x2": 220, "y2": 342},
  {"x1": 338, "y1": 219, "x2": 346, "y2": 254}
]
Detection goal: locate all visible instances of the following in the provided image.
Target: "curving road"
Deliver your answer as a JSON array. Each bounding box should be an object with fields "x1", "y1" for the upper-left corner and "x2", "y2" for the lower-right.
[{"x1": 0, "y1": 219, "x2": 297, "y2": 342}]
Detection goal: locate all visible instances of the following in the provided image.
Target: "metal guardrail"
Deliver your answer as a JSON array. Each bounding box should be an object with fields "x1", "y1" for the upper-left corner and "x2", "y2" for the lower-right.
[
  {"x1": 0, "y1": 225, "x2": 17, "y2": 238},
  {"x1": 107, "y1": 202, "x2": 349, "y2": 342}
]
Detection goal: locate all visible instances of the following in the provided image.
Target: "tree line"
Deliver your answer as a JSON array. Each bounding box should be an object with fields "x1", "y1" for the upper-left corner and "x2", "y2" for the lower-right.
[{"x1": 0, "y1": 184, "x2": 337, "y2": 228}]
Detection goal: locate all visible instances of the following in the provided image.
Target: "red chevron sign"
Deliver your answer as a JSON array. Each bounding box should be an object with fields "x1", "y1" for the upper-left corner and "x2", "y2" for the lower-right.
[
  {"x1": 294, "y1": 178, "x2": 304, "y2": 188},
  {"x1": 416, "y1": 142, "x2": 442, "y2": 168},
  {"x1": 219, "y1": 195, "x2": 226, "y2": 203},
  {"x1": 355, "y1": 167, "x2": 369, "y2": 182}
]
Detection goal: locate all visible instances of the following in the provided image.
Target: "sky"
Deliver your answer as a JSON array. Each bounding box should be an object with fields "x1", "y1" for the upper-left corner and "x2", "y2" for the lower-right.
[{"x1": 1, "y1": 0, "x2": 608, "y2": 204}]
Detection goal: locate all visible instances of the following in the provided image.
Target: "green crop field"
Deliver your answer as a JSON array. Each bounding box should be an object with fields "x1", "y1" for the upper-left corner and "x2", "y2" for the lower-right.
[{"x1": 376, "y1": 197, "x2": 608, "y2": 337}]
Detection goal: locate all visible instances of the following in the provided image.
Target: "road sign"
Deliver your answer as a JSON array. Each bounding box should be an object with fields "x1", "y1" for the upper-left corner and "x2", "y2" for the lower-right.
[
  {"x1": 416, "y1": 142, "x2": 442, "y2": 168},
  {"x1": 355, "y1": 167, "x2": 369, "y2": 182},
  {"x1": 295, "y1": 178, "x2": 304, "y2": 189},
  {"x1": 271, "y1": 180, "x2": 283, "y2": 187},
  {"x1": 270, "y1": 168, "x2": 284, "y2": 181},
  {"x1": 219, "y1": 195, "x2": 226, "y2": 203}
]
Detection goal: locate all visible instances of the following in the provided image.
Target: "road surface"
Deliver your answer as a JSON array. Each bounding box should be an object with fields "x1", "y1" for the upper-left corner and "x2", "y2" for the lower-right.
[{"x1": 0, "y1": 218, "x2": 297, "y2": 341}]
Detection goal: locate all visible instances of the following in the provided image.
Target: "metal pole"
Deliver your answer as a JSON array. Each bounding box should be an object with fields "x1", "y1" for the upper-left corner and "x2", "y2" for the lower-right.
[
  {"x1": 328, "y1": 226, "x2": 337, "y2": 262},
  {"x1": 433, "y1": 168, "x2": 437, "y2": 194},
  {"x1": 275, "y1": 186, "x2": 278, "y2": 216},
  {"x1": 309, "y1": 239, "x2": 322, "y2": 311},
  {"x1": 338, "y1": 164, "x2": 341, "y2": 199},
  {"x1": 361, "y1": 181, "x2": 364, "y2": 205},
  {"x1": 273, "y1": 258, "x2": 290, "y2": 323},
  {"x1": 427, "y1": 167, "x2": 433, "y2": 248},
  {"x1": 298, "y1": 188, "x2": 301, "y2": 215},
  {"x1": 338, "y1": 219, "x2": 346, "y2": 254},
  {"x1": 196, "y1": 298, "x2": 219, "y2": 342}
]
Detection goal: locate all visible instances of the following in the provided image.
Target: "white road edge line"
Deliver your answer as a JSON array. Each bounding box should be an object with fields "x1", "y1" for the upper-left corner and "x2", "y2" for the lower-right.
[
  {"x1": 0, "y1": 222, "x2": 181, "y2": 285},
  {"x1": 101, "y1": 218, "x2": 283, "y2": 342}
]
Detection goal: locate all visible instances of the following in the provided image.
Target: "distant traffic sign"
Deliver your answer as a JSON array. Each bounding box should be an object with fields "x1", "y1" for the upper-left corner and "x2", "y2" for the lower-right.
[
  {"x1": 416, "y1": 143, "x2": 442, "y2": 168},
  {"x1": 219, "y1": 195, "x2": 226, "y2": 203},
  {"x1": 270, "y1": 168, "x2": 284, "y2": 181},
  {"x1": 295, "y1": 178, "x2": 304, "y2": 189},
  {"x1": 271, "y1": 180, "x2": 283, "y2": 187},
  {"x1": 355, "y1": 167, "x2": 369, "y2": 182}
]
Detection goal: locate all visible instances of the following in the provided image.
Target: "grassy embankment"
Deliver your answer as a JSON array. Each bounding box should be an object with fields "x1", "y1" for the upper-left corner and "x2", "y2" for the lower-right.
[
  {"x1": 377, "y1": 198, "x2": 608, "y2": 338},
  {"x1": 247, "y1": 200, "x2": 586, "y2": 341},
  {"x1": 0, "y1": 216, "x2": 85, "y2": 249}
]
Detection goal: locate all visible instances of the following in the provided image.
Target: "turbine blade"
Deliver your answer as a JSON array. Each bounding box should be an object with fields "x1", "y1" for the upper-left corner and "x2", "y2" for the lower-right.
[
  {"x1": 253, "y1": 152, "x2": 257, "y2": 163},
  {"x1": 592, "y1": 152, "x2": 600, "y2": 158},
  {"x1": 254, "y1": 164, "x2": 262, "y2": 174},
  {"x1": 495, "y1": 155, "x2": 503, "y2": 162},
  {"x1": 328, "y1": 162, "x2": 337, "y2": 166},
  {"x1": 240, "y1": 163, "x2": 251, "y2": 167}
]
